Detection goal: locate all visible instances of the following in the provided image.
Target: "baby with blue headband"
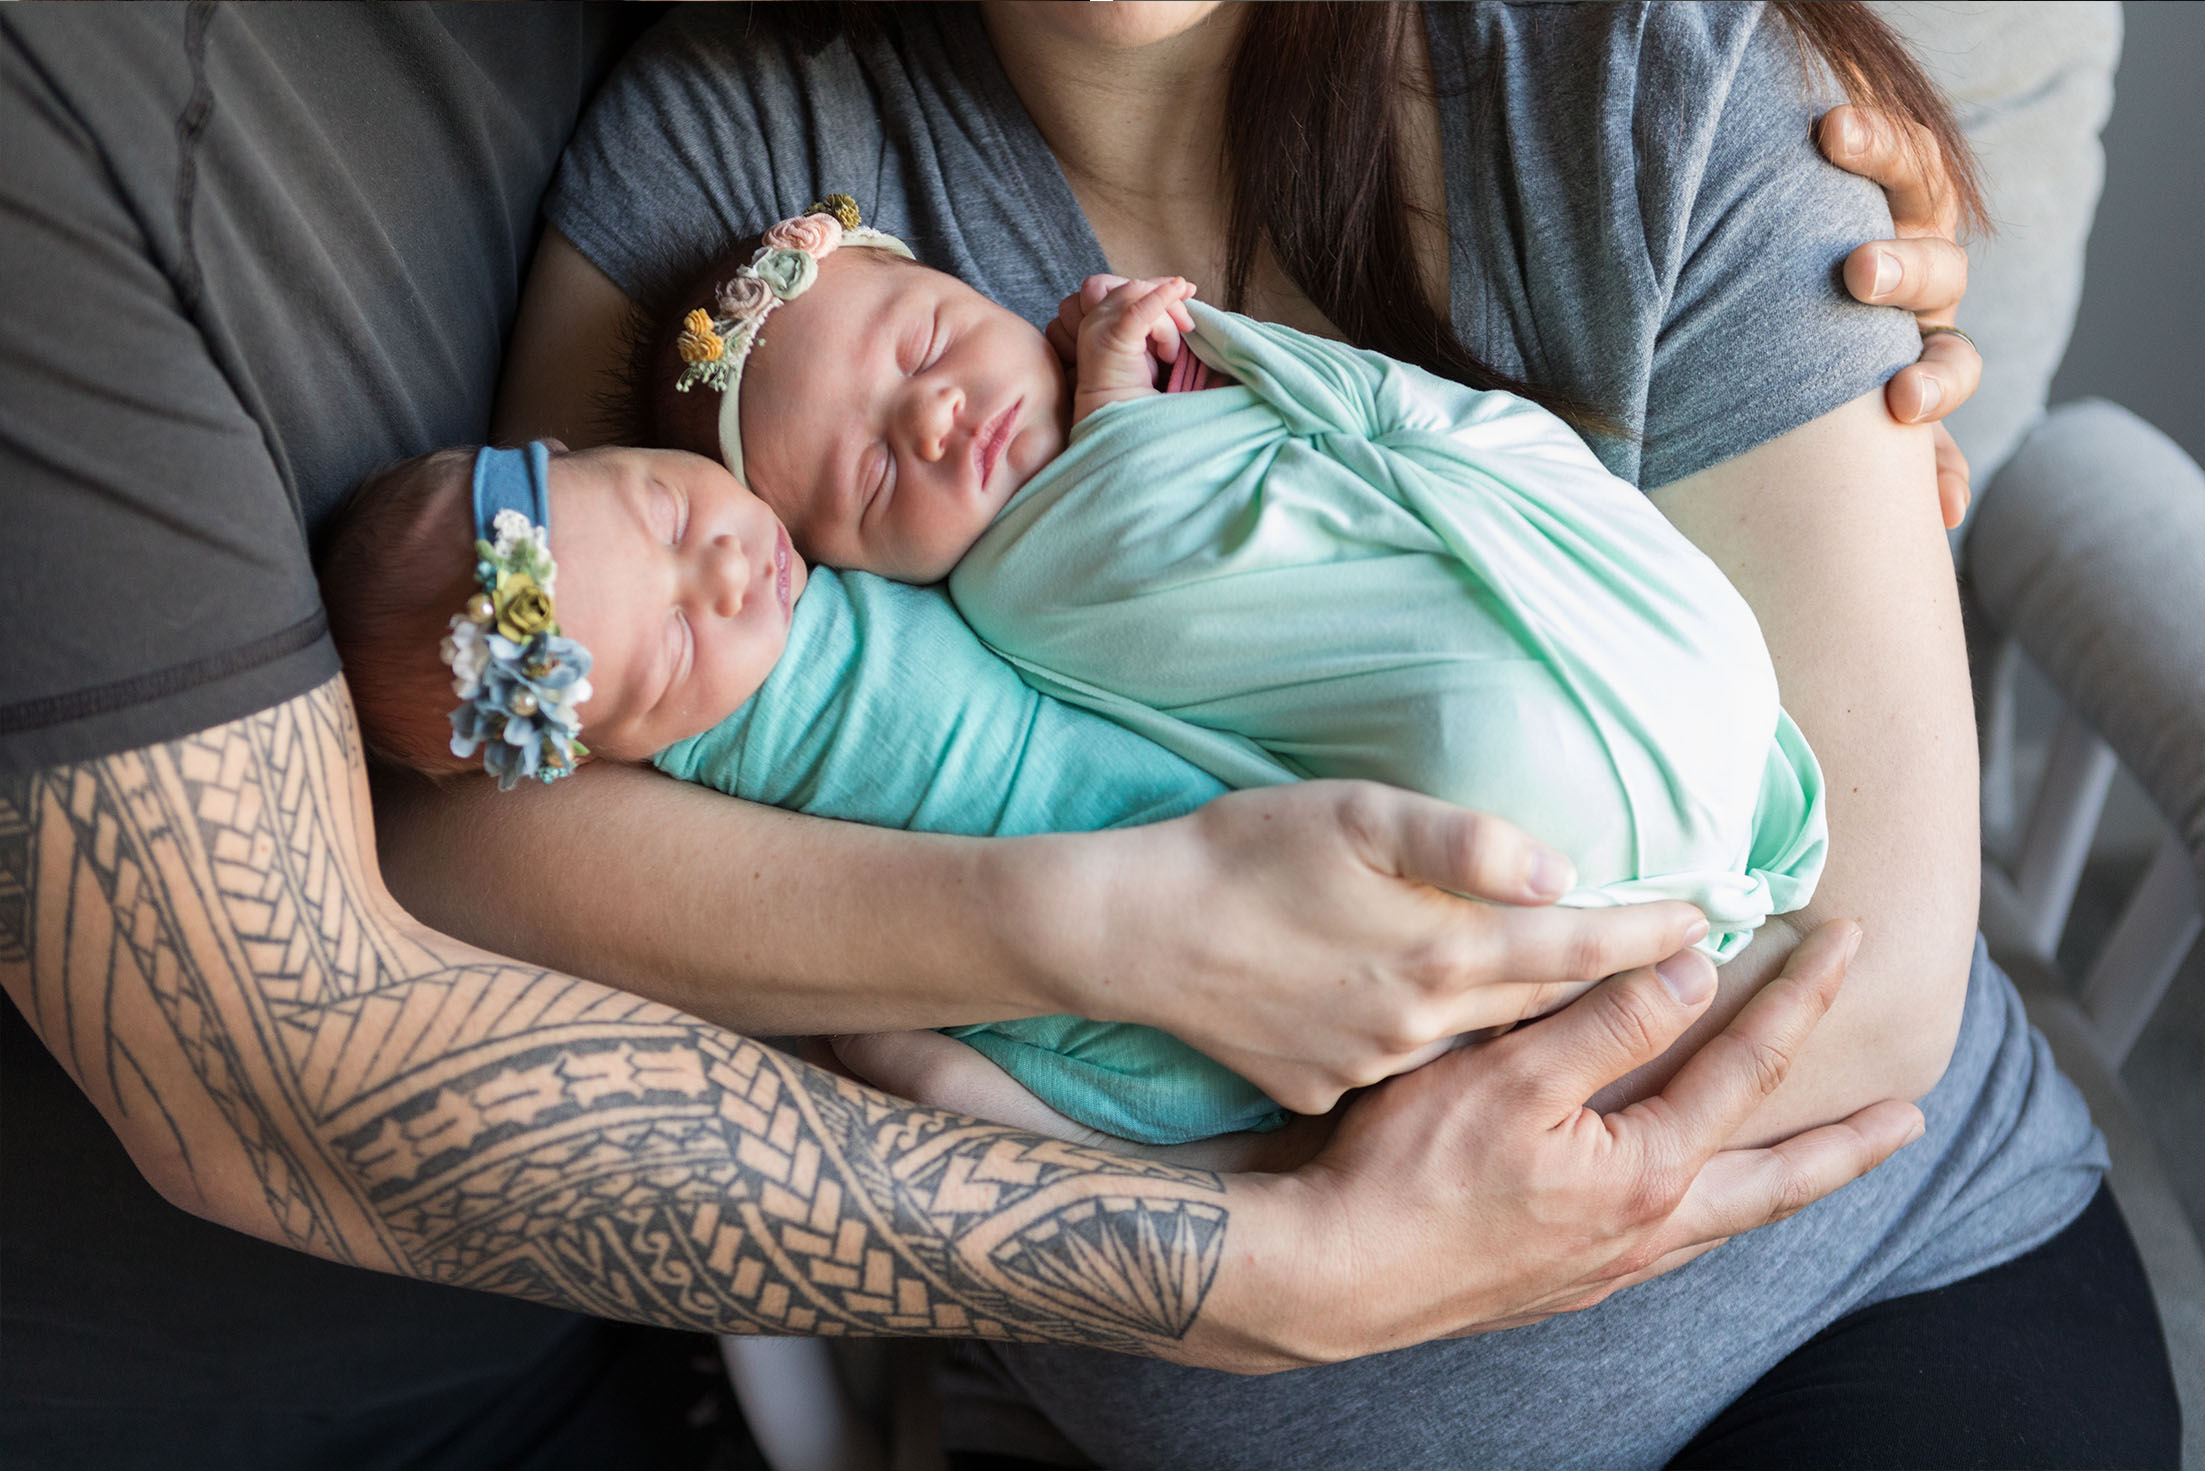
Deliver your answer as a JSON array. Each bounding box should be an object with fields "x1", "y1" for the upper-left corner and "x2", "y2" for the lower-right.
[{"x1": 322, "y1": 196, "x2": 1829, "y2": 1156}]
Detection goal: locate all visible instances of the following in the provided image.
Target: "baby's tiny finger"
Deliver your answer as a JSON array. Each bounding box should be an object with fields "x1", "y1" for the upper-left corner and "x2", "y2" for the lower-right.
[
  {"x1": 1054, "y1": 294, "x2": 1089, "y2": 341},
  {"x1": 1084, "y1": 273, "x2": 1130, "y2": 309},
  {"x1": 1151, "y1": 318, "x2": 1183, "y2": 365},
  {"x1": 1168, "y1": 288, "x2": 1196, "y2": 334}
]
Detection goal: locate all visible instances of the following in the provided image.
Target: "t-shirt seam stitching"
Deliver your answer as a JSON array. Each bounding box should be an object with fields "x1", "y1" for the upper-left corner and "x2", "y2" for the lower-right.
[{"x1": 0, "y1": 610, "x2": 330, "y2": 737}]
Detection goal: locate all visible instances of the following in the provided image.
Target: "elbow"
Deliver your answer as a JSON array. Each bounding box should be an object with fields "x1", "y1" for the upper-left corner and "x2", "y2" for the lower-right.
[
  {"x1": 121, "y1": 1127, "x2": 258, "y2": 1235},
  {"x1": 115, "y1": 1110, "x2": 354, "y2": 1262}
]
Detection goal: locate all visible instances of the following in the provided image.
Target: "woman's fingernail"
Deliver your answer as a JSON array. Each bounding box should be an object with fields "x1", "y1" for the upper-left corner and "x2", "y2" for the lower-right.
[
  {"x1": 1912, "y1": 378, "x2": 1942, "y2": 420},
  {"x1": 1870, "y1": 250, "x2": 1900, "y2": 299},
  {"x1": 1844, "y1": 924, "x2": 1865, "y2": 964},
  {"x1": 1905, "y1": 1116, "x2": 1926, "y2": 1146},
  {"x1": 1656, "y1": 953, "x2": 1715, "y2": 1005},
  {"x1": 1684, "y1": 915, "x2": 1711, "y2": 947},
  {"x1": 1529, "y1": 851, "x2": 1575, "y2": 898},
  {"x1": 1840, "y1": 113, "x2": 1868, "y2": 155}
]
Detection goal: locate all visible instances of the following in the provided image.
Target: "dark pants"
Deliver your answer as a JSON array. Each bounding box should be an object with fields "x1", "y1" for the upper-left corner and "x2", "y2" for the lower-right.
[{"x1": 1669, "y1": 1183, "x2": 2180, "y2": 1469}]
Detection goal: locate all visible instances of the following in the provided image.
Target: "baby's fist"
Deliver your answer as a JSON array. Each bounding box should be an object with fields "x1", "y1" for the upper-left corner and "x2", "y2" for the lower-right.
[{"x1": 1069, "y1": 276, "x2": 1198, "y2": 423}]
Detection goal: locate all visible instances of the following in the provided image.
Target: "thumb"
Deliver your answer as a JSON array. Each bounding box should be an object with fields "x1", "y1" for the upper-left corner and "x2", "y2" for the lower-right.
[{"x1": 1498, "y1": 954, "x2": 1717, "y2": 1116}]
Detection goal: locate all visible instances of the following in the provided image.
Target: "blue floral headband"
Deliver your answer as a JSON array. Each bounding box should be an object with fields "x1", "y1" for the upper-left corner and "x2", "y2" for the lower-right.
[{"x1": 439, "y1": 443, "x2": 594, "y2": 789}]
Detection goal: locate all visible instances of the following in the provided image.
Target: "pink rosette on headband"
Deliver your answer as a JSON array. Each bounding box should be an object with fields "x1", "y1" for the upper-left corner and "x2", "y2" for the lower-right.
[
  {"x1": 762, "y1": 212, "x2": 843, "y2": 258},
  {"x1": 672, "y1": 194, "x2": 917, "y2": 484},
  {"x1": 715, "y1": 273, "x2": 773, "y2": 320}
]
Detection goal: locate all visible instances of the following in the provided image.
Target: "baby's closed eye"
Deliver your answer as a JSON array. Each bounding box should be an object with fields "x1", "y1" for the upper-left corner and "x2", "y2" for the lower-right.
[{"x1": 651, "y1": 480, "x2": 688, "y2": 546}]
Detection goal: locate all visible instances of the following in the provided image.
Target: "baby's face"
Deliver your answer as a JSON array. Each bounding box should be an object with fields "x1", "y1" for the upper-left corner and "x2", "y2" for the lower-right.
[
  {"x1": 739, "y1": 252, "x2": 1070, "y2": 584},
  {"x1": 547, "y1": 446, "x2": 806, "y2": 760}
]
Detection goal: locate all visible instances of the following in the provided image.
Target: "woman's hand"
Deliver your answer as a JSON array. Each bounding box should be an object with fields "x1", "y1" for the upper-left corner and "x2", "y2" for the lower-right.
[
  {"x1": 1817, "y1": 103, "x2": 1981, "y2": 527},
  {"x1": 1199, "y1": 919, "x2": 1923, "y2": 1369},
  {"x1": 1005, "y1": 780, "x2": 1711, "y2": 1116}
]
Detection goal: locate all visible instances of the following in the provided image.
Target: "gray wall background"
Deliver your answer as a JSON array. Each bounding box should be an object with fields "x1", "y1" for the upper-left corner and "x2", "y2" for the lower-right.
[{"x1": 2050, "y1": 1, "x2": 2205, "y2": 464}]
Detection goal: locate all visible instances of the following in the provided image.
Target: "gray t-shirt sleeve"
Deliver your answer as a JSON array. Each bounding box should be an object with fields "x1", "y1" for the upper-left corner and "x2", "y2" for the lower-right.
[
  {"x1": 1640, "y1": 5, "x2": 1922, "y2": 486},
  {"x1": 1434, "y1": 2, "x2": 1921, "y2": 488},
  {"x1": 543, "y1": 10, "x2": 841, "y2": 298}
]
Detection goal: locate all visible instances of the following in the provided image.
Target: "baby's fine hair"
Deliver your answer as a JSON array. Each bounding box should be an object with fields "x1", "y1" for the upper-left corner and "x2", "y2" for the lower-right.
[
  {"x1": 317, "y1": 447, "x2": 480, "y2": 778},
  {"x1": 610, "y1": 245, "x2": 734, "y2": 464}
]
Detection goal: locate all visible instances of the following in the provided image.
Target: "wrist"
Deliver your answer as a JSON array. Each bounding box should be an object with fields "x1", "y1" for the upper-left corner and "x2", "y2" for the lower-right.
[
  {"x1": 1070, "y1": 384, "x2": 1153, "y2": 424},
  {"x1": 974, "y1": 824, "x2": 1152, "y2": 1023},
  {"x1": 1178, "y1": 1169, "x2": 1357, "y2": 1372}
]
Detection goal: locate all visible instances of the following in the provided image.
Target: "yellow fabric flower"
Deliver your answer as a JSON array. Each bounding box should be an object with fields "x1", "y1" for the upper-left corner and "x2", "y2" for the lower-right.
[
  {"x1": 678, "y1": 309, "x2": 725, "y2": 364},
  {"x1": 494, "y1": 571, "x2": 556, "y2": 642},
  {"x1": 810, "y1": 193, "x2": 861, "y2": 231}
]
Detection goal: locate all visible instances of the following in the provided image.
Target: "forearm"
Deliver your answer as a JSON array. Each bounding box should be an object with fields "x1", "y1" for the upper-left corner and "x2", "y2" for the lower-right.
[
  {"x1": 2, "y1": 683, "x2": 1258, "y2": 1359},
  {"x1": 371, "y1": 758, "x2": 1095, "y2": 1036}
]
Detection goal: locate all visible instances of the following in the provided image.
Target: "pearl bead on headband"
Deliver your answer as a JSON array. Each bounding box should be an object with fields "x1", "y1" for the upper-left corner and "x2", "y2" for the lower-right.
[{"x1": 672, "y1": 195, "x2": 916, "y2": 486}]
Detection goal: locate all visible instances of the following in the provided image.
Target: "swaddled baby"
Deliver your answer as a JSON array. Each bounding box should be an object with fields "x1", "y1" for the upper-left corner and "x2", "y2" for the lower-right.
[{"x1": 327, "y1": 199, "x2": 1824, "y2": 1150}]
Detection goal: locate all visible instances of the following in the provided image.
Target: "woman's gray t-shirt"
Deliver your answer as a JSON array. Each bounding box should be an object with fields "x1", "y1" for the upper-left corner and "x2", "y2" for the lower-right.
[{"x1": 548, "y1": 4, "x2": 2105, "y2": 1465}]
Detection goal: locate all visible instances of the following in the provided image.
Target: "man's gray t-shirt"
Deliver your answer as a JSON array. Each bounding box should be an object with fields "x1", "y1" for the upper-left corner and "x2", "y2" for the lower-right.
[{"x1": 549, "y1": 4, "x2": 2106, "y2": 1465}]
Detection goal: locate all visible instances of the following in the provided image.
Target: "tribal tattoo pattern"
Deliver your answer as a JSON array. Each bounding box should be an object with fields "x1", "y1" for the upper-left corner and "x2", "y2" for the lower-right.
[{"x1": 0, "y1": 680, "x2": 1227, "y2": 1352}]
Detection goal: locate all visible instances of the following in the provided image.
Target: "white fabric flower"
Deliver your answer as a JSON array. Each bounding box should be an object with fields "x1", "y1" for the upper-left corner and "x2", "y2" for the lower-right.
[
  {"x1": 490, "y1": 508, "x2": 532, "y2": 556},
  {"x1": 441, "y1": 614, "x2": 490, "y2": 698}
]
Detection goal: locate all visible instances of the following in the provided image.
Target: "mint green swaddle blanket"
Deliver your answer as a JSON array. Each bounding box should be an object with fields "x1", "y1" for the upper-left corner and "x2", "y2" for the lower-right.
[
  {"x1": 950, "y1": 301, "x2": 1826, "y2": 963},
  {"x1": 660, "y1": 303, "x2": 1825, "y2": 1146}
]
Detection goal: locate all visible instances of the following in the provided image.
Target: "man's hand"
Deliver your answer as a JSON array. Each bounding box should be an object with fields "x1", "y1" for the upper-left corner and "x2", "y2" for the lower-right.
[
  {"x1": 1199, "y1": 920, "x2": 1922, "y2": 1369},
  {"x1": 1012, "y1": 780, "x2": 1712, "y2": 1116},
  {"x1": 1817, "y1": 103, "x2": 1982, "y2": 527},
  {"x1": 1047, "y1": 273, "x2": 1199, "y2": 422}
]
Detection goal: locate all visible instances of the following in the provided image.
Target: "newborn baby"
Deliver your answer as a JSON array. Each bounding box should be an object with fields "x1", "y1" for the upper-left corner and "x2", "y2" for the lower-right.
[
  {"x1": 321, "y1": 440, "x2": 1276, "y2": 1157},
  {"x1": 617, "y1": 201, "x2": 1828, "y2": 1144}
]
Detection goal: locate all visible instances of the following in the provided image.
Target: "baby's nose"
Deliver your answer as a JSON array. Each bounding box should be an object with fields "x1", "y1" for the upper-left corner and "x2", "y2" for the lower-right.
[
  {"x1": 701, "y1": 533, "x2": 751, "y2": 617},
  {"x1": 908, "y1": 382, "x2": 963, "y2": 463}
]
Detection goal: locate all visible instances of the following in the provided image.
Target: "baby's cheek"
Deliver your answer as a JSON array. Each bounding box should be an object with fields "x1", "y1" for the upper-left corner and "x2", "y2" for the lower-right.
[{"x1": 905, "y1": 502, "x2": 990, "y2": 583}]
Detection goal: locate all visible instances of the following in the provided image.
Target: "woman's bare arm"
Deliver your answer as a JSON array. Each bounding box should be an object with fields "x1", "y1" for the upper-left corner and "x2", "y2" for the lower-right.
[
  {"x1": 1598, "y1": 389, "x2": 1979, "y2": 1145},
  {"x1": 373, "y1": 754, "x2": 1714, "y2": 1115},
  {"x1": 492, "y1": 227, "x2": 633, "y2": 448}
]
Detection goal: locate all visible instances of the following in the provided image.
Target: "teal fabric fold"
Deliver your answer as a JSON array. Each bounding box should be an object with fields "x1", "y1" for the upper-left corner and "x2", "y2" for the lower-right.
[{"x1": 652, "y1": 570, "x2": 1281, "y2": 1143}]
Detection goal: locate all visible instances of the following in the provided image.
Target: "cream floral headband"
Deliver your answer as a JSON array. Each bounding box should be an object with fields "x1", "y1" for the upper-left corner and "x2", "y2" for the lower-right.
[{"x1": 673, "y1": 194, "x2": 915, "y2": 484}]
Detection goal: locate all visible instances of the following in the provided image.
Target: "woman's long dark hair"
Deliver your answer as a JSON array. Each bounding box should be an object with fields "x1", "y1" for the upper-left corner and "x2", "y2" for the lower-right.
[
  {"x1": 1219, "y1": 2, "x2": 1984, "y2": 432},
  {"x1": 762, "y1": 2, "x2": 1985, "y2": 435}
]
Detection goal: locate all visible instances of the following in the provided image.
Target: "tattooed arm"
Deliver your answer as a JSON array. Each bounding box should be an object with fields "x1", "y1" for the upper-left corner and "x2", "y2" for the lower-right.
[
  {"x1": 0, "y1": 675, "x2": 1921, "y2": 1368},
  {"x1": 0, "y1": 680, "x2": 1246, "y2": 1355}
]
